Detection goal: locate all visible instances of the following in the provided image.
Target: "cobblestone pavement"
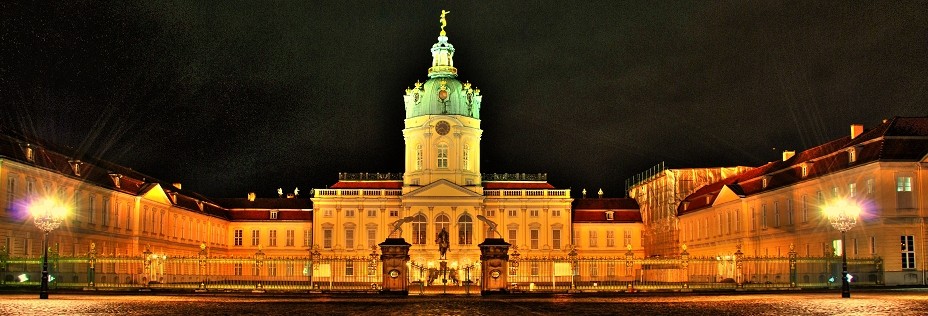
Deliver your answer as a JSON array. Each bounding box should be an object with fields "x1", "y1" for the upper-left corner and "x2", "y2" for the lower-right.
[{"x1": 1, "y1": 289, "x2": 926, "y2": 316}]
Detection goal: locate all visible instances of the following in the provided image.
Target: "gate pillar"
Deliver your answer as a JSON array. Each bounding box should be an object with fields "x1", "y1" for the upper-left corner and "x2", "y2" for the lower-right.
[
  {"x1": 379, "y1": 238, "x2": 411, "y2": 295},
  {"x1": 479, "y1": 238, "x2": 511, "y2": 295}
]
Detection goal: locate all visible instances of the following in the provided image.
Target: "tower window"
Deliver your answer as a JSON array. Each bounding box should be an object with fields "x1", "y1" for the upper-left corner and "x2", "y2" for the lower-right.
[
  {"x1": 416, "y1": 144, "x2": 423, "y2": 170},
  {"x1": 463, "y1": 144, "x2": 470, "y2": 171},
  {"x1": 437, "y1": 143, "x2": 448, "y2": 168}
]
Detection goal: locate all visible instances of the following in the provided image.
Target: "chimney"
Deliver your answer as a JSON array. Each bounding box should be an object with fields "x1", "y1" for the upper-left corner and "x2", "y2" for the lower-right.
[
  {"x1": 782, "y1": 150, "x2": 795, "y2": 161},
  {"x1": 850, "y1": 124, "x2": 864, "y2": 139},
  {"x1": 173, "y1": 182, "x2": 182, "y2": 190},
  {"x1": 247, "y1": 192, "x2": 256, "y2": 201}
]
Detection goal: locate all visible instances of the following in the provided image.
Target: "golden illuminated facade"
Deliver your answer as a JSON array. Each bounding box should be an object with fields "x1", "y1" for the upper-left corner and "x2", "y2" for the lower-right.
[{"x1": 677, "y1": 119, "x2": 928, "y2": 286}]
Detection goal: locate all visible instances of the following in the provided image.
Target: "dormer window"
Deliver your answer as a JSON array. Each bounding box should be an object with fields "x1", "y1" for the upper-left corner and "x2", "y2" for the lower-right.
[
  {"x1": 109, "y1": 173, "x2": 123, "y2": 188},
  {"x1": 762, "y1": 177, "x2": 770, "y2": 189},
  {"x1": 68, "y1": 160, "x2": 83, "y2": 176},
  {"x1": 848, "y1": 147, "x2": 857, "y2": 163},
  {"x1": 270, "y1": 210, "x2": 279, "y2": 220},
  {"x1": 605, "y1": 211, "x2": 615, "y2": 221},
  {"x1": 23, "y1": 144, "x2": 35, "y2": 162},
  {"x1": 800, "y1": 162, "x2": 813, "y2": 178}
]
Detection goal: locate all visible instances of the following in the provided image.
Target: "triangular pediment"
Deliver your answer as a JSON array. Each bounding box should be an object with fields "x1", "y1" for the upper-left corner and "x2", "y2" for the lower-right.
[
  {"x1": 404, "y1": 179, "x2": 482, "y2": 198},
  {"x1": 713, "y1": 185, "x2": 743, "y2": 206},
  {"x1": 140, "y1": 183, "x2": 172, "y2": 206}
]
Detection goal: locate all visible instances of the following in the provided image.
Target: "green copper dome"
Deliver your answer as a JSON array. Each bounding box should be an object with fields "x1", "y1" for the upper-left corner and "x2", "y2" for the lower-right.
[{"x1": 404, "y1": 77, "x2": 482, "y2": 119}]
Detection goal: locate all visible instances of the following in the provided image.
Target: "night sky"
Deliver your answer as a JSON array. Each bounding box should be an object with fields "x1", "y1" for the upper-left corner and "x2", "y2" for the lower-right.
[{"x1": 2, "y1": 2, "x2": 926, "y2": 199}]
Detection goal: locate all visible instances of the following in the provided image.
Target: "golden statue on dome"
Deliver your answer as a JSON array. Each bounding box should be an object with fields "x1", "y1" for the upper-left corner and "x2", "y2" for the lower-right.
[{"x1": 440, "y1": 10, "x2": 450, "y2": 36}]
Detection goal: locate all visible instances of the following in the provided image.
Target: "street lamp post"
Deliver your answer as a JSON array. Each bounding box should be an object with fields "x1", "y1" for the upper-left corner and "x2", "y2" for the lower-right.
[
  {"x1": 823, "y1": 199, "x2": 861, "y2": 299},
  {"x1": 29, "y1": 198, "x2": 68, "y2": 299}
]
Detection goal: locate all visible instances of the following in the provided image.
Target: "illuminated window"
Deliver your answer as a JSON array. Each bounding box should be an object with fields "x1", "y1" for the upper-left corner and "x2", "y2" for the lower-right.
[
  {"x1": 606, "y1": 231, "x2": 615, "y2": 247},
  {"x1": 252, "y1": 230, "x2": 260, "y2": 246},
  {"x1": 412, "y1": 214, "x2": 427, "y2": 245},
  {"x1": 102, "y1": 197, "x2": 110, "y2": 226},
  {"x1": 605, "y1": 211, "x2": 614, "y2": 221},
  {"x1": 589, "y1": 231, "x2": 598, "y2": 247},
  {"x1": 761, "y1": 204, "x2": 767, "y2": 229},
  {"x1": 624, "y1": 230, "x2": 632, "y2": 247},
  {"x1": 552, "y1": 229, "x2": 561, "y2": 250},
  {"x1": 849, "y1": 183, "x2": 857, "y2": 197},
  {"x1": 416, "y1": 144, "x2": 423, "y2": 170},
  {"x1": 286, "y1": 230, "x2": 295, "y2": 247},
  {"x1": 234, "y1": 263, "x2": 243, "y2": 276},
  {"x1": 234, "y1": 229, "x2": 243, "y2": 246},
  {"x1": 269, "y1": 230, "x2": 277, "y2": 247},
  {"x1": 848, "y1": 148, "x2": 857, "y2": 163},
  {"x1": 303, "y1": 230, "x2": 311, "y2": 247},
  {"x1": 437, "y1": 143, "x2": 448, "y2": 168},
  {"x1": 458, "y1": 214, "x2": 473, "y2": 245},
  {"x1": 270, "y1": 210, "x2": 278, "y2": 220},
  {"x1": 435, "y1": 214, "x2": 450, "y2": 238},
  {"x1": 897, "y1": 175, "x2": 914, "y2": 209},
  {"x1": 866, "y1": 178, "x2": 875, "y2": 196},
  {"x1": 902, "y1": 235, "x2": 916, "y2": 269},
  {"x1": 801, "y1": 164, "x2": 809, "y2": 178},
  {"x1": 762, "y1": 178, "x2": 769, "y2": 188},
  {"x1": 832, "y1": 186, "x2": 839, "y2": 198}
]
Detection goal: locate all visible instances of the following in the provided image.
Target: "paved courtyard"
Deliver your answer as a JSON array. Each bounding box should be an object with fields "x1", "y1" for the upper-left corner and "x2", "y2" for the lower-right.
[{"x1": 1, "y1": 289, "x2": 927, "y2": 315}]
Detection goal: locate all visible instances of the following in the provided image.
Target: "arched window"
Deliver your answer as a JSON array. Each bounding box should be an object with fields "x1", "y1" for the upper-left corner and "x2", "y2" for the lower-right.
[
  {"x1": 437, "y1": 143, "x2": 449, "y2": 168},
  {"x1": 435, "y1": 214, "x2": 450, "y2": 238},
  {"x1": 458, "y1": 214, "x2": 473, "y2": 245},
  {"x1": 462, "y1": 144, "x2": 470, "y2": 171},
  {"x1": 416, "y1": 144, "x2": 423, "y2": 170},
  {"x1": 412, "y1": 213, "x2": 427, "y2": 245}
]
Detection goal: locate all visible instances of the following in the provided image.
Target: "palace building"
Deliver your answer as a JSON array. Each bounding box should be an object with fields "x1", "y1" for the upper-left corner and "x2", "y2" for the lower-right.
[{"x1": 0, "y1": 14, "x2": 925, "y2": 287}]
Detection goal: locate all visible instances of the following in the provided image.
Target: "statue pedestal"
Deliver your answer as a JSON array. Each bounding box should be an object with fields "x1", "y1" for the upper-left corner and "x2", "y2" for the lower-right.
[
  {"x1": 479, "y1": 238, "x2": 511, "y2": 295},
  {"x1": 379, "y1": 238, "x2": 411, "y2": 295}
]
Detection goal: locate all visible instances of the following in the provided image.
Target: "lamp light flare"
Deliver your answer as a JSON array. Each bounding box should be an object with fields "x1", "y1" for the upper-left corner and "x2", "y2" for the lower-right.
[
  {"x1": 822, "y1": 199, "x2": 861, "y2": 232},
  {"x1": 29, "y1": 197, "x2": 69, "y2": 232}
]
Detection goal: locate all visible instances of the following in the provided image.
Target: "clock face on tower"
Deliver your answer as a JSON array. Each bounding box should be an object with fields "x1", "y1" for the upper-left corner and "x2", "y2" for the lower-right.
[{"x1": 435, "y1": 121, "x2": 451, "y2": 135}]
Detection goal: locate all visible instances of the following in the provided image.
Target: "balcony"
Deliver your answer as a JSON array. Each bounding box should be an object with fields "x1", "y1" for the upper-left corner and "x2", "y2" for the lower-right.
[
  {"x1": 484, "y1": 189, "x2": 570, "y2": 198},
  {"x1": 314, "y1": 189, "x2": 402, "y2": 198}
]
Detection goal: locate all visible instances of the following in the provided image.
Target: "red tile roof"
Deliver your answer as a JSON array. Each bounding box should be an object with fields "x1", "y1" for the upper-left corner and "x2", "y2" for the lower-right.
[
  {"x1": 483, "y1": 182, "x2": 555, "y2": 189},
  {"x1": 572, "y1": 198, "x2": 642, "y2": 223},
  {"x1": 679, "y1": 116, "x2": 928, "y2": 216},
  {"x1": 329, "y1": 181, "x2": 403, "y2": 189},
  {"x1": 574, "y1": 198, "x2": 640, "y2": 210}
]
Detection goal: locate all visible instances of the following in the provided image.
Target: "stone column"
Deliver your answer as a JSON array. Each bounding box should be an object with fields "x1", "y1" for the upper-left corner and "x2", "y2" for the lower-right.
[
  {"x1": 379, "y1": 238, "x2": 412, "y2": 295},
  {"x1": 479, "y1": 238, "x2": 511, "y2": 295}
]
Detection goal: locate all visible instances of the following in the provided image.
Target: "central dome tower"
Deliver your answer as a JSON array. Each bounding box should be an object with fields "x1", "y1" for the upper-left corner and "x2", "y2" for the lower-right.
[{"x1": 402, "y1": 11, "x2": 484, "y2": 191}]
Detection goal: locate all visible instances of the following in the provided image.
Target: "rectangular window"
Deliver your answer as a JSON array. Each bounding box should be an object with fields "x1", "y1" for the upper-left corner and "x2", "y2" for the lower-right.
[
  {"x1": 286, "y1": 230, "x2": 295, "y2": 247},
  {"x1": 751, "y1": 208, "x2": 756, "y2": 231},
  {"x1": 508, "y1": 209, "x2": 517, "y2": 217},
  {"x1": 303, "y1": 230, "x2": 312, "y2": 247},
  {"x1": 853, "y1": 238, "x2": 859, "y2": 256},
  {"x1": 486, "y1": 209, "x2": 495, "y2": 217},
  {"x1": 102, "y1": 197, "x2": 110, "y2": 226},
  {"x1": 551, "y1": 209, "x2": 560, "y2": 217},
  {"x1": 606, "y1": 230, "x2": 615, "y2": 247},
  {"x1": 529, "y1": 209, "x2": 539, "y2": 217},
  {"x1": 552, "y1": 229, "x2": 561, "y2": 250},
  {"x1": 849, "y1": 183, "x2": 857, "y2": 198},
  {"x1": 734, "y1": 211, "x2": 740, "y2": 232},
  {"x1": 761, "y1": 205, "x2": 767, "y2": 229},
  {"x1": 774, "y1": 202, "x2": 780, "y2": 227},
  {"x1": 787, "y1": 199, "x2": 793, "y2": 225},
  {"x1": 897, "y1": 176, "x2": 915, "y2": 209},
  {"x1": 832, "y1": 186, "x2": 840, "y2": 198},
  {"x1": 530, "y1": 229, "x2": 539, "y2": 250},
  {"x1": 268, "y1": 230, "x2": 277, "y2": 247},
  {"x1": 5, "y1": 176, "x2": 14, "y2": 210},
  {"x1": 234, "y1": 263, "x2": 243, "y2": 276},
  {"x1": 268, "y1": 263, "x2": 277, "y2": 277},
  {"x1": 508, "y1": 228, "x2": 518, "y2": 247},
  {"x1": 125, "y1": 203, "x2": 131, "y2": 230},
  {"x1": 802, "y1": 195, "x2": 809, "y2": 223},
  {"x1": 624, "y1": 230, "x2": 632, "y2": 247},
  {"x1": 902, "y1": 235, "x2": 916, "y2": 269},
  {"x1": 368, "y1": 228, "x2": 377, "y2": 248},
  {"x1": 589, "y1": 231, "x2": 598, "y2": 247},
  {"x1": 345, "y1": 228, "x2": 354, "y2": 249},
  {"x1": 270, "y1": 211, "x2": 278, "y2": 220},
  {"x1": 389, "y1": 209, "x2": 398, "y2": 217},
  {"x1": 252, "y1": 230, "x2": 260, "y2": 246},
  {"x1": 870, "y1": 236, "x2": 877, "y2": 254},
  {"x1": 866, "y1": 178, "x2": 875, "y2": 196},
  {"x1": 323, "y1": 228, "x2": 333, "y2": 249},
  {"x1": 234, "y1": 229, "x2": 243, "y2": 246},
  {"x1": 114, "y1": 202, "x2": 120, "y2": 229},
  {"x1": 367, "y1": 209, "x2": 377, "y2": 217},
  {"x1": 531, "y1": 262, "x2": 539, "y2": 276},
  {"x1": 324, "y1": 209, "x2": 332, "y2": 217},
  {"x1": 572, "y1": 230, "x2": 580, "y2": 248},
  {"x1": 345, "y1": 209, "x2": 355, "y2": 217}
]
